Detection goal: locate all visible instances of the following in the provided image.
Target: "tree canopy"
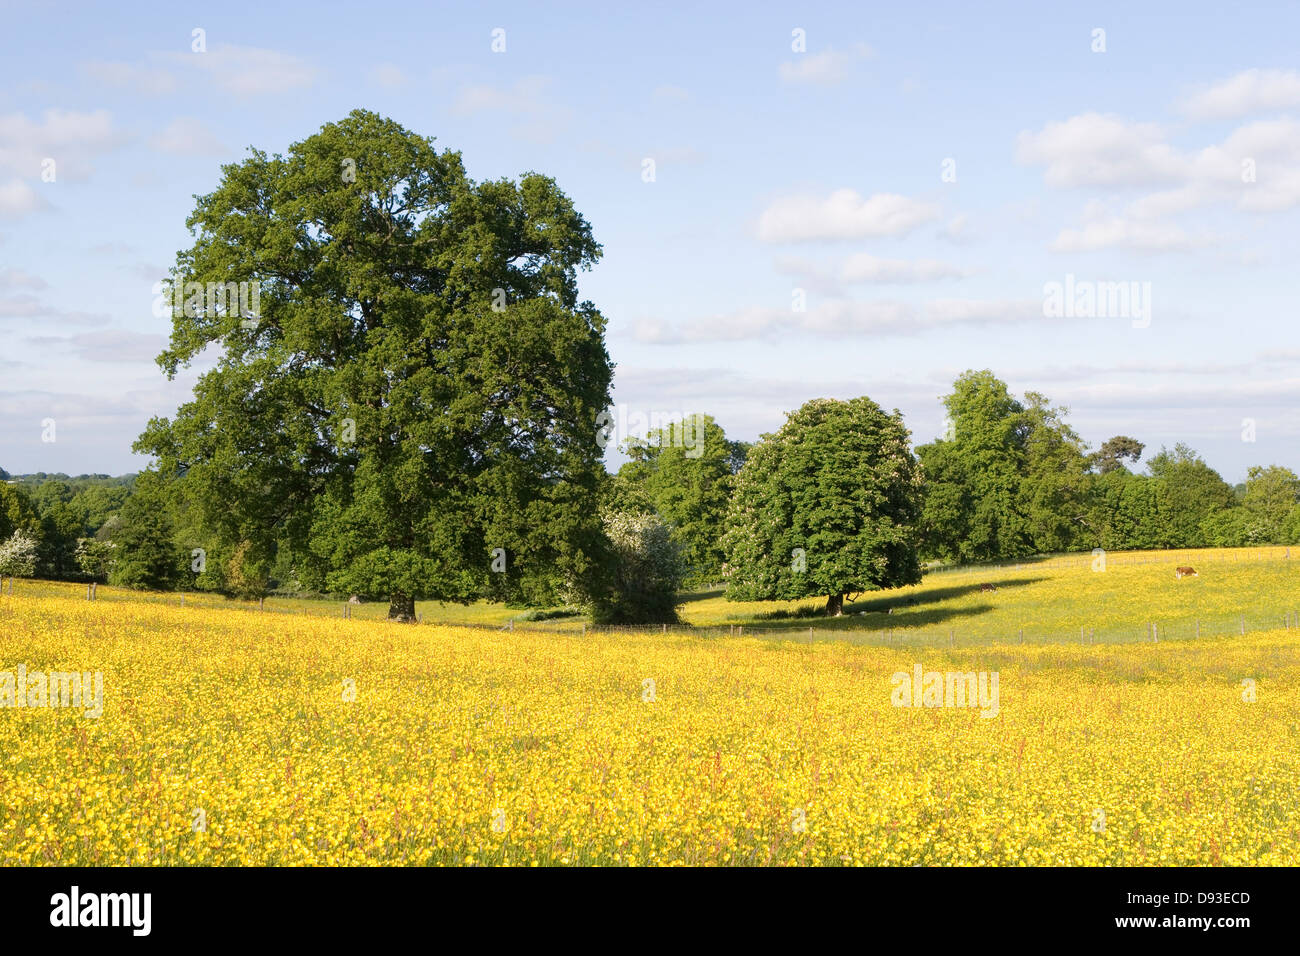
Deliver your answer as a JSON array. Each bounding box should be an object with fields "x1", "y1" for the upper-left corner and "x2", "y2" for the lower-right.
[
  {"x1": 613, "y1": 414, "x2": 746, "y2": 586},
  {"x1": 722, "y1": 396, "x2": 923, "y2": 616},
  {"x1": 136, "y1": 111, "x2": 614, "y2": 619},
  {"x1": 917, "y1": 370, "x2": 1034, "y2": 561}
]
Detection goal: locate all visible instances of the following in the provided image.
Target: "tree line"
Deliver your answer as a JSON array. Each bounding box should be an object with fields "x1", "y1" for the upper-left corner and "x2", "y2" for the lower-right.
[
  {"x1": 5, "y1": 367, "x2": 1297, "y2": 621},
  {"x1": 4, "y1": 113, "x2": 1297, "y2": 623},
  {"x1": 603, "y1": 370, "x2": 1300, "y2": 618}
]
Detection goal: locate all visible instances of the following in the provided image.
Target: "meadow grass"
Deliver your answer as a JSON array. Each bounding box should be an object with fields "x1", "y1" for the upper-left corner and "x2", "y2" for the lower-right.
[
  {"x1": 681, "y1": 546, "x2": 1300, "y2": 643},
  {"x1": 10, "y1": 545, "x2": 1293, "y2": 645},
  {"x1": 0, "y1": 550, "x2": 1296, "y2": 866}
]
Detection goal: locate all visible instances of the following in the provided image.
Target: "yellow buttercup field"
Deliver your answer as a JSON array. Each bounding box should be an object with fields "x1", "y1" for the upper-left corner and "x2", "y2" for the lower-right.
[{"x1": 0, "y1": 559, "x2": 1297, "y2": 866}]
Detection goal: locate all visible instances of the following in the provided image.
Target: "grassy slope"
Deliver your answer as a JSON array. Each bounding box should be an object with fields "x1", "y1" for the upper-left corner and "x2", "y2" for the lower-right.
[
  {"x1": 1, "y1": 585, "x2": 1296, "y2": 865},
  {"x1": 681, "y1": 546, "x2": 1300, "y2": 643},
  {"x1": 6, "y1": 546, "x2": 1296, "y2": 645}
]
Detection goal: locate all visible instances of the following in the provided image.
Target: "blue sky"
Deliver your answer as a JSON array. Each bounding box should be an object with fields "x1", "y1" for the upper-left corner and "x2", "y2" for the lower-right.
[{"x1": 2, "y1": 0, "x2": 1298, "y2": 482}]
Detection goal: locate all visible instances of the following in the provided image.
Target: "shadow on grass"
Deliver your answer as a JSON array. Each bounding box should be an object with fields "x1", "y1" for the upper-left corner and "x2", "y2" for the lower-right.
[
  {"x1": 677, "y1": 588, "x2": 726, "y2": 605},
  {"x1": 924, "y1": 554, "x2": 1062, "y2": 573},
  {"x1": 747, "y1": 604, "x2": 995, "y2": 632},
  {"x1": 716, "y1": 576, "x2": 1050, "y2": 632},
  {"x1": 847, "y1": 576, "x2": 1049, "y2": 613}
]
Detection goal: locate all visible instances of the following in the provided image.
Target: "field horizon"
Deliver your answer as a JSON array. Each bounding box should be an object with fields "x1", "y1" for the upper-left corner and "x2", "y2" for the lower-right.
[
  {"x1": 2, "y1": 544, "x2": 1296, "y2": 866},
  {"x1": 7, "y1": 544, "x2": 1295, "y2": 648}
]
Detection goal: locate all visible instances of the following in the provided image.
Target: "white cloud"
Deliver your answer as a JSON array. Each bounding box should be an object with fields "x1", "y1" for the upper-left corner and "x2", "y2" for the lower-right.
[
  {"x1": 27, "y1": 330, "x2": 167, "y2": 364},
  {"x1": 1024, "y1": 112, "x2": 1300, "y2": 251},
  {"x1": 1050, "y1": 216, "x2": 1216, "y2": 253},
  {"x1": 1181, "y1": 69, "x2": 1300, "y2": 121},
  {"x1": 998, "y1": 360, "x2": 1258, "y2": 383},
  {"x1": 630, "y1": 296, "x2": 1039, "y2": 344},
  {"x1": 0, "y1": 108, "x2": 122, "y2": 181},
  {"x1": 164, "y1": 44, "x2": 319, "y2": 96},
  {"x1": 454, "y1": 75, "x2": 548, "y2": 113},
  {"x1": 776, "y1": 253, "x2": 967, "y2": 290},
  {"x1": 452, "y1": 75, "x2": 573, "y2": 144},
  {"x1": 129, "y1": 263, "x2": 171, "y2": 282},
  {"x1": 81, "y1": 60, "x2": 177, "y2": 96},
  {"x1": 607, "y1": 365, "x2": 938, "y2": 449},
  {"x1": 148, "y1": 117, "x2": 227, "y2": 156},
  {"x1": 0, "y1": 281, "x2": 111, "y2": 325},
  {"x1": 370, "y1": 63, "x2": 407, "y2": 88},
  {"x1": 1115, "y1": 120, "x2": 1300, "y2": 221},
  {"x1": 757, "y1": 190, "x2": 940, "y2": 242},
  {"x1": 0, "y1": 267, "x2": 46, "y2": 290},
  {"x1": 1050, "y1": 378, "x2": 1300, "y2": 410},
  {"x1": 840, "y1": 253, "x2": 967, "y2": 283},
  {"x1": 939, "y1": 214, "x2": 970, "y2": 243},
  {"x1": 0, "y1": 179, "x2": 45, "y2": 219},
  {"x1": 640, "y1": 146, "x2": 706, "y2": 170},
  {"x1": 1015, "y1": 113, "x2": 1185, "y2": 187},
  {"x1": 0, "y1": 380, "x2": 204, "y2": 475},
  {"x1": 778, "y1": 44, "x2": 872, "y2": 86},
  {"x1": 1220, "y1": 119, "x2": 1300, "y2": 212},
  {"x1": 771, "y1": 255, "x2": 838, "y2": 294},
  {"x1": 780, "y1": 50, "x2": 852, "y2": 85},
  {"x1": 87, "y1": 241, "x2": 134, "y2": 256}
]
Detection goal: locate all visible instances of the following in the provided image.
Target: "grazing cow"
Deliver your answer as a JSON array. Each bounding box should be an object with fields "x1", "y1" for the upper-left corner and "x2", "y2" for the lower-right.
[
  {"x1": 1175, "y1": 566, "x2": 1198, "y2": 579},
  {"x1": 980, "y1": 583, "x2": 998, "y2": 593}
]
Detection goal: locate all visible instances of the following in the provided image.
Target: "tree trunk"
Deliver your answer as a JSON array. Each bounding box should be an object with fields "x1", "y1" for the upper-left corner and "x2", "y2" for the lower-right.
[
  {"x1": 824, "y1": 593, "x2": 844, "y2": 617},
  {"x1": 388, "y1": 593, "x2": 416, "y2": 622}
]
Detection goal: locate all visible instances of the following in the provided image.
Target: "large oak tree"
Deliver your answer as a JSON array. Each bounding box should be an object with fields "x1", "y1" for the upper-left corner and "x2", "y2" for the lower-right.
[{"x1": 137, "y1": 111, "x2": 613, "y2": 620}]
